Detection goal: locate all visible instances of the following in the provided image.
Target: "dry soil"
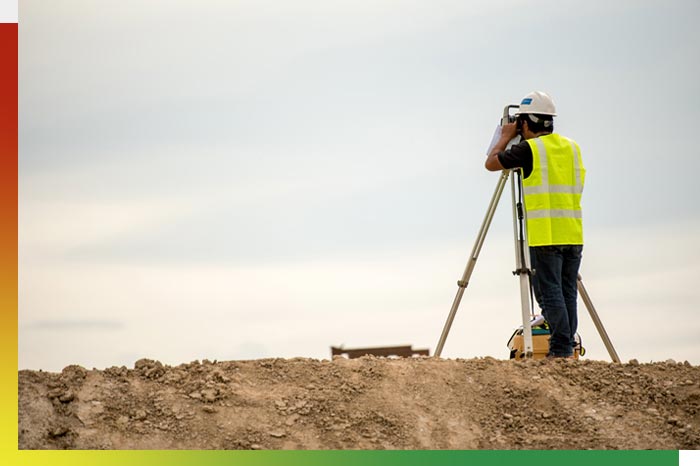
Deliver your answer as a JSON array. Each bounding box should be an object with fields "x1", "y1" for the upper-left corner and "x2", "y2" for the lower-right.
[{"x1": 18, "y1": 356, "x2": 700, "y2": 450}]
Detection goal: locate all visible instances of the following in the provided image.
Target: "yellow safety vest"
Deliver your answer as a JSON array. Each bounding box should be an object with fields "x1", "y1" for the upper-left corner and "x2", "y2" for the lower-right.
[{"x1": 523, "y1": 133, "x2": 585, "y2": 246}]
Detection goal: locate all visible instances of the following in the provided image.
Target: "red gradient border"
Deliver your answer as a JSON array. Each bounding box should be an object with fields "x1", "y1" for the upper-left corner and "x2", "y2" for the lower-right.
[{"x1": 0, "y1": 21, "x2": 18, "y2": 453}]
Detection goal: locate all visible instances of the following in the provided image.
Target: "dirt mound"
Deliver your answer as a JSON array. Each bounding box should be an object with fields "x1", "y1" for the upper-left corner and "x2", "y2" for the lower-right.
[{"x1": 18, "y1": 357, "x2": 700, "y2": 450}]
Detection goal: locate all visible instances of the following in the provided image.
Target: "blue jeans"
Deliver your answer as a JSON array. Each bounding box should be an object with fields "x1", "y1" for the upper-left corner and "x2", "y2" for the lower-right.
[{"x1": 529, "y1": 245, "x2": 583, "y2": 357}]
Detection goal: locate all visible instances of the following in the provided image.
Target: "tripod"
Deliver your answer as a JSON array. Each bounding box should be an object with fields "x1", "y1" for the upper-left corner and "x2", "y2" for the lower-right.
[{"x1": 434, "y1": 105, "x2": 620, "y2": 362}]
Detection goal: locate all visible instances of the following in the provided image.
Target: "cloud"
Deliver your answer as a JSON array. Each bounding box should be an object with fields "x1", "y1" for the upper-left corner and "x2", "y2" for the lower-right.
[
  {"x1": 19, "y1": 220, "x2": 700, "y2": 371},
  {"x1": 24, "y1": 319, "x2": 125, "y2": 331},
  {"x1": 19, "y1": 196, "x2": 198, "y2": 265}
]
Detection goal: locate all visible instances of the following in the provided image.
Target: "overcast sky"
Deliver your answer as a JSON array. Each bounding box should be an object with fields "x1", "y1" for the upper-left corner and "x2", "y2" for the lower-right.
[{"x1": 18, "y1": 0, "x2": 700, "y2": 371}]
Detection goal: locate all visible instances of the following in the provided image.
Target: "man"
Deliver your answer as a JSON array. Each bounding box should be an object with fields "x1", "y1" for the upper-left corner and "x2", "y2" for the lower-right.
[{"x1": 485, "y1": 91, "x2": 585, "y2": 358}]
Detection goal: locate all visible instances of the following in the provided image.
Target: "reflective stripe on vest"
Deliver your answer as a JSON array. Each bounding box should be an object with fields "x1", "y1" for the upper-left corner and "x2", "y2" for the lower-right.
[{"x1": 523, "y1": 134, "x2": 585, "y2": 246}]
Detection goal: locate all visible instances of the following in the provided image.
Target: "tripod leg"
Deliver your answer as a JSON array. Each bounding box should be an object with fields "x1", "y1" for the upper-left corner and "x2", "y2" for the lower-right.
[
  {"x1": 512, "y1": 171, "x2": 534, "y2": 357},
  {"x1": 434, "y1": 170, "x2": 510, "y2": 357},
  {"x1": 577, "y1": 274, "x2": 621, "y2": 363}
]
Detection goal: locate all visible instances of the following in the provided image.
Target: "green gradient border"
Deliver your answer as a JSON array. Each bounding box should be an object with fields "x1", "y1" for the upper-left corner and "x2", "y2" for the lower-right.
[
  {"x1": 2, "y1": 450, "x2": 682, "y2": 465},
  {"x1": 1, "y1": 8, "x2": 681, "y2": 466}
]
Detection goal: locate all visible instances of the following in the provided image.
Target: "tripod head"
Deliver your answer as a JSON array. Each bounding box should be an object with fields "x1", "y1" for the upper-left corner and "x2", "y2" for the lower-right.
[
  {"x1": 501, "y1": 104, "x2": 523, "y2": 149},
  {"x1": 486, "y1": 104, "x2": 523, "y2": 155},
  {"x1": 501, "y1": 104, "x2": 520, "y2": 126}
]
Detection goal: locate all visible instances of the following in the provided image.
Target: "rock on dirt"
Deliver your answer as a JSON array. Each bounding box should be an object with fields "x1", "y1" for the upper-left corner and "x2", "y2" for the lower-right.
[{"x1": 18, "y1": 356, "x2": 700, "y2": 450}]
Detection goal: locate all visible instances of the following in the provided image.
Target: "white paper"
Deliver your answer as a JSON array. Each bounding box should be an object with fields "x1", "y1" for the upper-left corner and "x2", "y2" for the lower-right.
[
  {"x1": 486, "y1": 124, "x2": 521, "y2": 155},
  {"x1": 486, "y1": 125, "x2": 502, "y2": 155}
]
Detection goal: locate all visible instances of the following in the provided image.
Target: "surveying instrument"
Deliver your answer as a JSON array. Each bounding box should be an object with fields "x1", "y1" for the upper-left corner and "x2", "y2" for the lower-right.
[{"x1": 434, "y1": 104, "x2": 620, "y2": 362}]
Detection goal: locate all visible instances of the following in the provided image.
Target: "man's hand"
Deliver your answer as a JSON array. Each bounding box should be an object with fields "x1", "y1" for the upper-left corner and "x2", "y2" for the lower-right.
[{"x1": 500, "y1": 122, "x2": 518, "y2": 141}]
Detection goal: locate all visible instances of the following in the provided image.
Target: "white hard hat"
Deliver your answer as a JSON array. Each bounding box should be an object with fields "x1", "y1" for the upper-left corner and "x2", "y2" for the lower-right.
[{"x1": 515, "y1": 91, "x2": 557, "y2": 116}]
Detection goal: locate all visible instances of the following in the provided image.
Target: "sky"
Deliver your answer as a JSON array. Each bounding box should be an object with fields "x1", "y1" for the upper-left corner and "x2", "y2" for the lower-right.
[{"x1": 18, "y1": 0, "x2": 700, "y2": 371}]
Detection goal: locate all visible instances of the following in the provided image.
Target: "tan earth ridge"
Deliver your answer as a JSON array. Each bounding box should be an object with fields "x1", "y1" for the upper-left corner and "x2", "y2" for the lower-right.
[{"x1": 18, "y1": 356, "x2": 700, "y2": 450}]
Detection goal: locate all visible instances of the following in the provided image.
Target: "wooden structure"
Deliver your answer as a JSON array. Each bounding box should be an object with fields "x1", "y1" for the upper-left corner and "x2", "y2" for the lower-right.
[{"x1": 330, "y1": 345, "x2": 429, "y2": 359}]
